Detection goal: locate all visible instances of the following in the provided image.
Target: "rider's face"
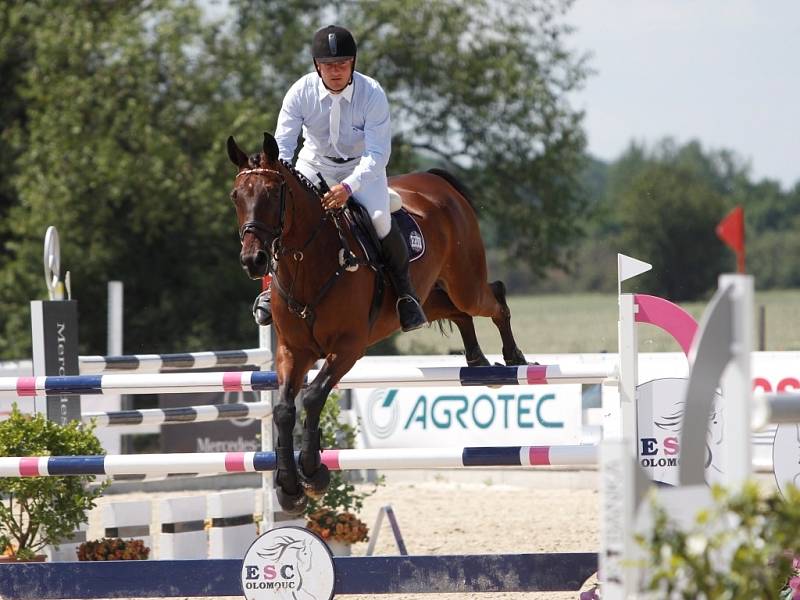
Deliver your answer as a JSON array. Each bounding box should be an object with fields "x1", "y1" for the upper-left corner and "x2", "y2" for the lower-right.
[{"x1": 316, "y1": 58, "x2": 354, "y2": 93}]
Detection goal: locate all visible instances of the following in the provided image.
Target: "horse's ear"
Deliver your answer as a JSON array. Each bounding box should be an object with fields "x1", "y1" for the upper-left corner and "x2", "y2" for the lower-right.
[
  {"x1": 263, "y1": 132, "x2": 279, "y2": 164},
  {"x1": 227, "y1": 136, "x2": 249, "y2": 168}
]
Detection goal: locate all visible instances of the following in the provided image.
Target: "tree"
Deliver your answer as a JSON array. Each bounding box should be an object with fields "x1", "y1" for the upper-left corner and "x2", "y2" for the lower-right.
[
  {"x1": 0, "y1": 1, "x2": 257, "y2": 358},
  {"x1": 618, "y1": 162, "x2": 728, "y2": 300}
]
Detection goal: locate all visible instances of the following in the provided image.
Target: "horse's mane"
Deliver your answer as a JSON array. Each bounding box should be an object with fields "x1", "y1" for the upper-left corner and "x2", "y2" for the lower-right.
[
  {"x1": 247, "y1": 151, "x2": 322, "y2": 199},
  {"x1": 280, "y1": 159, "x2": 323, "y2": 198},
  {"x1": 427, "y1": 168, "x2": 477, "y2": 211}
]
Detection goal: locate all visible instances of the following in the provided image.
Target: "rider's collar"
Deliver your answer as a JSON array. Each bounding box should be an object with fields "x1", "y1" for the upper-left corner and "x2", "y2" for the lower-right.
[{"x1": 318, "y1": 78, "x2": 354, "y2": 103}]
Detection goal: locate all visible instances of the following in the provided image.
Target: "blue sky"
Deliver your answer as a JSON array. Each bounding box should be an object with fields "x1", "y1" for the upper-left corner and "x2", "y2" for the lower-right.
[{"x1": 566, "y1": 0, "x2": 799, "y2": 189}]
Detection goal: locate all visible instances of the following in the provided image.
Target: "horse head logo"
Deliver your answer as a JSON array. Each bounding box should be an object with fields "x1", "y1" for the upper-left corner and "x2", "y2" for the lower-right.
[{"x1": 256, "y1": 535, "x2": 317, "y2": 599}]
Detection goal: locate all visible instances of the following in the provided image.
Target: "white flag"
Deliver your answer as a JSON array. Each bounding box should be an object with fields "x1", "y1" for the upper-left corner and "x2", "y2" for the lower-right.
[{"x1": 618, "y1": 254, "x2": 652, "y2": 283}]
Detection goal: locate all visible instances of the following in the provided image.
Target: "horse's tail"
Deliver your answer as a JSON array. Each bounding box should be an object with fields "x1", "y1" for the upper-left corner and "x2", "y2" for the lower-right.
[{"x1": 427, "y1": 168, "x2": 477, "y2": 211}]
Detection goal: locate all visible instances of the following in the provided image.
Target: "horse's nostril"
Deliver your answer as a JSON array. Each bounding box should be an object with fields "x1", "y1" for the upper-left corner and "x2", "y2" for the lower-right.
[{"x1": 254, "y1": 250, "x2": 268, "y2": 267}]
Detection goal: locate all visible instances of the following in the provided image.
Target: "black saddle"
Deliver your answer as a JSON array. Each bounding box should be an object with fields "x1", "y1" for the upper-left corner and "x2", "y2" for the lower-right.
[{"x1": 343, "y1": 200, "x2": 425, "y2": 268}]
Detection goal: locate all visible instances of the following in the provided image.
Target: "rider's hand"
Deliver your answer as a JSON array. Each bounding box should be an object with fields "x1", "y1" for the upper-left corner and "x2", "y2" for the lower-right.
[{"x1": 321, "y1": 184, "x2": 351, "y2": 210}]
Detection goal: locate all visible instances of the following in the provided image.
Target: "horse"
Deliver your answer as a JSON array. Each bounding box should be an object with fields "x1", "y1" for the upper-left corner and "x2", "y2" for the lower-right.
[{"x1": 227, "y1": 132, "x2": 528, "y2": 513}]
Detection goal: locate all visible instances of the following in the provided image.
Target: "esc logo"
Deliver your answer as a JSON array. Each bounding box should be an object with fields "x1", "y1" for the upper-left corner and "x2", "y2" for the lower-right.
[{"x1": 241, "y1": 526, "x2": 335, "y2": 600}]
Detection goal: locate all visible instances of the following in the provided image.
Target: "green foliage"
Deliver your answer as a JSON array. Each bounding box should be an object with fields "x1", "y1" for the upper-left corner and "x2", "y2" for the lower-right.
[
  {"x1": 0, "y1": 406, "x2": 106, "y2": 559},
  {"x1": 303, "y1": 393, "x2": 382, "y2": 518},
  {"x1": 749, "y1": 217, "x2": 800, "y2": 289},
  {"x1": 639, "y1": 482, "x2": 800, "y2": 599},
  {"x1": 540, "y1": 138, "x2": 800, "y2": 297},
  {"x1": 0, "y1": 1, "x2": 259, "y2": 359}
]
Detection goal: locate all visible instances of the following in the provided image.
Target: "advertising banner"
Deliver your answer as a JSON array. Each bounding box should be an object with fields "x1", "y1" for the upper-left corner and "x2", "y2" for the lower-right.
[
  {"x1": 352, "y1": 384, "x2": 583, "y2": 448},
  {"x1": 30, "y1": 300, "x2": 82, "y2": 424}
]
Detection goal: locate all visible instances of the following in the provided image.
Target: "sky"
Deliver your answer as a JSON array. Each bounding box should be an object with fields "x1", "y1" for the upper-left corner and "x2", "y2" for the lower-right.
[{"x1": 565, "y1": 0, "x2": 800, "y2": 189}]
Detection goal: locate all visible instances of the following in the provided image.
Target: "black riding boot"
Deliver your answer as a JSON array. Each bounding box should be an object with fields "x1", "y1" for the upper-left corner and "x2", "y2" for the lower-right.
[
  {"x1": 380, "y1": 221, "x2": 427, "y2": 332},
  {"x1": 252, "y1": 288, "x2": 272, "y2": 326}
]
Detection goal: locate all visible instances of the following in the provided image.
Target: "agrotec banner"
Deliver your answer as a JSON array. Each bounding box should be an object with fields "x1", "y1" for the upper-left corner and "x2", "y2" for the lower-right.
[{"x1": 352, "y1": 384, "x2": 583, "y2": 448}]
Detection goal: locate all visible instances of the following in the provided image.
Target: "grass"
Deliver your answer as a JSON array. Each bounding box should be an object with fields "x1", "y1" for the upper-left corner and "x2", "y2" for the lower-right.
[{"x1": 395, "y1": 289, "x2": 800, "y2": 357}]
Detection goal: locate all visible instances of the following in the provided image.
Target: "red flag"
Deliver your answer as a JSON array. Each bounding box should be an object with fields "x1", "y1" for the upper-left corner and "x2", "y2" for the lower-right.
[
  {"x1": 261, "y1": 274, "x2": 272, "y2": 292},
  {"x1": 716, "y1": 206, "x2": 745, "y2": 273}
]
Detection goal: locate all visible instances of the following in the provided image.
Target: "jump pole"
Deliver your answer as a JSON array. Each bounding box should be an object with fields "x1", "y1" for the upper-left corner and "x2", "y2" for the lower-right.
[
  {"x1": 81, "y1": 401, "x2": 272, "y2": 427},
  {"x1": 78, "y1": 348, "x2": 272, "y2": 374},
  {"x1": 0, "y1": 363, "x2": 617, "y2": 397},
  {"x1": 0, "y1": 445, "x2": 599, "y2": 477}
]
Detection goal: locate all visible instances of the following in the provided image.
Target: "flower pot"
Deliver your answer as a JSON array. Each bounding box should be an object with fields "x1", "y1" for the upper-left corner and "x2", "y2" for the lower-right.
[
  {"x1": 0, "y1": 554, "x2": 46, "y2": 563},
  {"x1": 325, "y1": 539, "x2": 352, "y2": 557}
]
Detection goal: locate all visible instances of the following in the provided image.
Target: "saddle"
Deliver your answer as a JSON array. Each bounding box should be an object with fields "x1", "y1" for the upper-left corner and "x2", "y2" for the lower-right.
[
  {"x1": 343, "y1": 190, "x2": 425, "y2": 267},
  {"x1": 338, "y1": 188, "x2": 425, "y2": 328}
]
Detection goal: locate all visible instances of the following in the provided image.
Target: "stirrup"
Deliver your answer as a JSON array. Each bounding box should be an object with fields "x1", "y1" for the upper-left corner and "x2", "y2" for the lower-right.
[
  {"x1": 397, "y1": 295, "x2": 427, "y2": 332},
  {"x1": 252, "y1": 290, "x2": 272, "y2": 326}
]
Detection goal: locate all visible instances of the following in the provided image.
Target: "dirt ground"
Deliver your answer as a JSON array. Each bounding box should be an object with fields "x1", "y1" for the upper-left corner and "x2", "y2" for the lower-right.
[{"x1": 87, "y1": 469, "x2": 600, "y2": 600}]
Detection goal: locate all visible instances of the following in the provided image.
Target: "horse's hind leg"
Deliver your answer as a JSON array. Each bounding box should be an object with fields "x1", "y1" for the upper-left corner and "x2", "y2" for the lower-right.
[
  {"x1": 423, "y1": 287, "x2": 490, "y2": 367},
  {"x1": 296, "y1": 363, "x2": 335, "y2": 498},
  {"x1": 489, "y1": 281, "x2": 527, "y2": 365}
]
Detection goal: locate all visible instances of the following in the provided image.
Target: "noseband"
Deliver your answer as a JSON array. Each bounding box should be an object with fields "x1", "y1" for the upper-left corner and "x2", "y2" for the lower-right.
[{"x1": 235, "y1": 167, "x2": 287, "y2": 247}]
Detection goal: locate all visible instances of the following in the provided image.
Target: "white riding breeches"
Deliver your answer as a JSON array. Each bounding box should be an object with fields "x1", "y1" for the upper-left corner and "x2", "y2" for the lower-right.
[{"x1": 295, "y1": 154, "x2": 391, "y2": 239}]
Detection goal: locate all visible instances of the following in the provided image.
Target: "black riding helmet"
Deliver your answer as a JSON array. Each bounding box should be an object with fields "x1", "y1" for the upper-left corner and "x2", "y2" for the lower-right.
[{"x1": 312, "y1": 25, "x2": 357, "y2": 89}]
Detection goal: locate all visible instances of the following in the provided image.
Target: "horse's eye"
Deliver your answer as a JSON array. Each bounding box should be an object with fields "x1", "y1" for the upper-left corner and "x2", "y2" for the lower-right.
[{"x1": 230, "y1": 190, "x2": 237, "y2": 201}]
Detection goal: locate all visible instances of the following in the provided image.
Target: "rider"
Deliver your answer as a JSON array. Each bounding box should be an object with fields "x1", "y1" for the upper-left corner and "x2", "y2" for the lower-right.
[{"x1": 252, "y1": 25, "x2": 427, "y2": 333}]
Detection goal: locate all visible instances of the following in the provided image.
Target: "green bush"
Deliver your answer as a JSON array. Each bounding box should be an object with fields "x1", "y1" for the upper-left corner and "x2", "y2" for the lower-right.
[
  {"x1": 0, "y1": 406, "x2": 106, "y2": 559},
  {"x1": 639, "y1": 481, "x2": 800, "y2": 599}
]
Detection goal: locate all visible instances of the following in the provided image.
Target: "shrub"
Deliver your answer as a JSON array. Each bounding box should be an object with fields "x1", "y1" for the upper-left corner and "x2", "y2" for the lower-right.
[{"x1": 0, "y1": 406, "x2": 106, "y2": 560}]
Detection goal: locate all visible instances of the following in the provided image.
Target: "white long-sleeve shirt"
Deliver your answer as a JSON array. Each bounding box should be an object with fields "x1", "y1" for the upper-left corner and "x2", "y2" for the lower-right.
[{"x1": 274, "y1": 71, "x2": 391, "y2": 194}]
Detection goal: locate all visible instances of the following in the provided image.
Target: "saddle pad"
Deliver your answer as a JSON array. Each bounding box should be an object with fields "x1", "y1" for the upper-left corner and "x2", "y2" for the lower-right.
[{"x1": 393, "y1": 208, "x2": 425, "y2": 262}]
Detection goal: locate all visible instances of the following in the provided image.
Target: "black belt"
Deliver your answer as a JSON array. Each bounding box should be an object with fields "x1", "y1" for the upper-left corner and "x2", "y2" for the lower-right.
[{"x1": 325, "y1": 156, "x2": 357, "y2": 164}]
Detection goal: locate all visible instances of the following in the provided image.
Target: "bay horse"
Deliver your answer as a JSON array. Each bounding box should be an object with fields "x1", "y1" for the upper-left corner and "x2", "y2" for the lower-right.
[{"x1": 227, "y1": 132, "x2": 527, "y2": 514}]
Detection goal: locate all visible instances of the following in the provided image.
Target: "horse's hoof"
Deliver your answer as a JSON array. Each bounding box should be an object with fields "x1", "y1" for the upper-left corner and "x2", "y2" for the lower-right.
[
  {"x1": 276, "y1": 487, "x2": 308, "y2": 515},
  {"x1": 466, "y1": 355, "x2": 490, "y2": 367},
  {"x1": 298, "y1": 464, "x2": 331, "y2": 499},
  {"x1": 504, "y1": 348, "x2": 528, "y2": 366}
]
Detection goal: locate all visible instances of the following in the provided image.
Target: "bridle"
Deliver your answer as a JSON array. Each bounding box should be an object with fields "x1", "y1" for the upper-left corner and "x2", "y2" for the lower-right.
[{"x1": 234, "y1": 167, "x2": 286, "y2": 249}]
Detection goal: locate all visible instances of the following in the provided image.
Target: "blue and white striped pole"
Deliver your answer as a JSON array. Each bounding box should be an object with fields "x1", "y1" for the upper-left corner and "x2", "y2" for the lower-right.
[
  {"x1": 0, "y1": 363, "x2": 616, "y2": 397},
  {"x1": 0, "y1": 445, "x2": 599, "y2": 477}
]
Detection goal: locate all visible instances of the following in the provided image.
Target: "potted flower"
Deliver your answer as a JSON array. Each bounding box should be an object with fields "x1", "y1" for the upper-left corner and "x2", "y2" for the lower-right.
[
  {"x1": 303, "y1": 394, "x2": 382, "y2": 555},
  {"x1": 0, "y1": 406, "x2": 106, "y2": 561},
  {"x1": 77, "y1": 537, "x2": 150, "y2": 560}
]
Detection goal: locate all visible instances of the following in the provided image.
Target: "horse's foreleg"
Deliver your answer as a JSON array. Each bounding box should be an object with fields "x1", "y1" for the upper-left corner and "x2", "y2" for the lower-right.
[{"x1": 273, "y1": 381, "x2": 307, "y2": 514}]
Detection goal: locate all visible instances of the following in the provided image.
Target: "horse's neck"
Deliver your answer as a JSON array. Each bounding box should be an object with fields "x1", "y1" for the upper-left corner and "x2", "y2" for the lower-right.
[
  {"x1": 281, "y1": 176, "x2": 328, "y2": 248},
  {"x1": 275, "y1": 176, "x2": 339, "y2": 288}
]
